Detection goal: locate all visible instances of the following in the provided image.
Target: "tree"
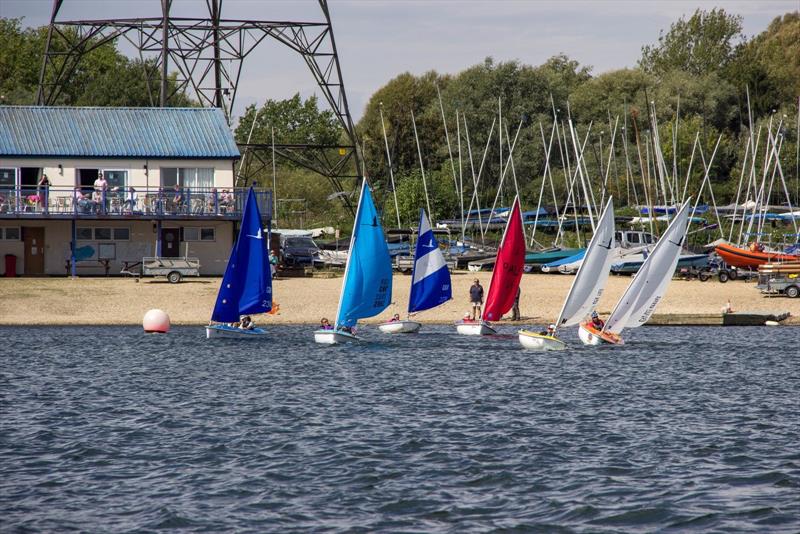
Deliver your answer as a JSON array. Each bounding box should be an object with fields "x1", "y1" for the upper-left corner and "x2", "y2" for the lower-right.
[
  {"x1": 234, "y1": 93, "x2": 341, "y2": 146},
  {"x1": 640, "y1": 9, "x2": 744, "y2": 76},
  {"x1": 0, "y1": 18, "x2": 192, "y2": 107}
]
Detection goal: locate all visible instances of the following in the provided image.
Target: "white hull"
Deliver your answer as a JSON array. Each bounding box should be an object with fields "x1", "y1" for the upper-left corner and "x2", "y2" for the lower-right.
[
  {"x1": 314, "y1": 329, "x2": 361, "y2": 345},
  {"x1": 206, "y1": 325, "x2": 267, "y2": 339},
  {"x1": 378, "y1": 320, "x2": 421, "y2": 334},
  {"x1": 518, "y1": 330, "x2": 567, "y2": 350},
  {"x1": 578, "y1": 323, "x2": 622, "y2": 346},
  {"x1": 456, "y1": 321, "x2": 496, "y2": 336}
]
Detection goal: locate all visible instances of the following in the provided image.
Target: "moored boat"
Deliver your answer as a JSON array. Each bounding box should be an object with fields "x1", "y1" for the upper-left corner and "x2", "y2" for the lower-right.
[{"x1": 715, "y1": 242, "x2": 800, "y2": 269}]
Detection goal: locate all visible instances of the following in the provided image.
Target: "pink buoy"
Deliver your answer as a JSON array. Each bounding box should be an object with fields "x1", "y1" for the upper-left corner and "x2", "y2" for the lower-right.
[{"x1": 143, "y1": 309, "x2": 170, "y2": 333}]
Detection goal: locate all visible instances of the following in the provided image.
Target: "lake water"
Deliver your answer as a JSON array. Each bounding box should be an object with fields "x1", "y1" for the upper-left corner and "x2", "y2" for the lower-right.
[{"x1": 1, "y1": 325, "x2": 798, "y2": 532}]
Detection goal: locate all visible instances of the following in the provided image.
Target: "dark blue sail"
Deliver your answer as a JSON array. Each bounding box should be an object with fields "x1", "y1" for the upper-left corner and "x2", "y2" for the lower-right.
[
  {"x1": 408, "y1": 209, "x2": 452, "y2": 313},
  {"x1": 211, "y1": 188, "x2": 272, "y2": 322}
]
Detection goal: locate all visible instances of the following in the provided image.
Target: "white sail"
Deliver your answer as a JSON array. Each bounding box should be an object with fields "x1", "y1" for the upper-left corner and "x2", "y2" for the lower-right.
[
  {"x1": 604, "y1": 199, "x2": 692, "y2": 335},
  {"x1": 556, "y1": 197, "x2": 616, "y2": 327}
]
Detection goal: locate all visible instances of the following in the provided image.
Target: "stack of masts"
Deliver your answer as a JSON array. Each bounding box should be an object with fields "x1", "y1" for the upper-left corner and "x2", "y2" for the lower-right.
[{"x1": 729, "y1": 88, "x2": 798, "y2": 249}]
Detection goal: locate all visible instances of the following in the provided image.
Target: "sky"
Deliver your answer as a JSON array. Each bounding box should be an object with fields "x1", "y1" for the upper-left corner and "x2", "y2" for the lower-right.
[{"x1": 2, "y1": 0, "x2": 797, "y2": 123}]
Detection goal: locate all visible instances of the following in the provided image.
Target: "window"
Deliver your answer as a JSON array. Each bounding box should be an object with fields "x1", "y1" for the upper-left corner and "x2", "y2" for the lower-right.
[
  {"x1": 183, "y1": 227, "x2": 215, "y2": 241},
  {"x1": 113, "y1": 228, "x2": 130, "y2": 240},
  {"x1": 1, "y1": 227, "x2": 20, "y2": 240},
  {"x1": 0, "y1": 168, "x2": 16, "y2": 191},
  {"x1": 76, "y1": 227, "x2": 130, "y2": 241},
  {"x1": 162, "y1": 167, "x2": 215, "y2": 190},
  {"x1": 628, "y1": 233, "x2": 640, "y2": 244},
  {"x1": 95, "y1": 228, "x2": 112, "y2": 240},
  {"x1": 103, "y1": 170, "x2": 127, "y2": 191}
]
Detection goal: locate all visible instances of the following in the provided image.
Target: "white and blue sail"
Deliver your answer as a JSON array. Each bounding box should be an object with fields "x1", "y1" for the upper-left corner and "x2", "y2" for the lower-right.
[
  {"x1": 211, "y1": 187, "x2": 272, "y2": 323},
  {"x1": 408, "y1": 209, "x2": 452, "y2": 313},
  {"x1": 335, "y1": 179, "x2": 393, "y2": 329}
]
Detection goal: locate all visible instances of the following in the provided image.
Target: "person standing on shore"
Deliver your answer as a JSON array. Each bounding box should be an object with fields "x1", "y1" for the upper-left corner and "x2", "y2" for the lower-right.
[
  {"x1": 469, "y1": 279, "x2": 484, "y2": 320},
  {"x1": 512, "y1": 286, "x2": 521, "y2": 321}
]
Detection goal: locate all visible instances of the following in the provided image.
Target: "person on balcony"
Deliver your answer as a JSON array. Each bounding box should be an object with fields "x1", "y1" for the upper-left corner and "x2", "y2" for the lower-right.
[
  {"x1": 74, "y1": 187, "x2": 95, "y2": 214},
  {"x1": 124, "y1": 186, "x2": 138, "y2": 214},
  {"x1": 37, "y1": 174, "x2": 50, "y2": 211},
  {"x1": 171, "y1": 183, "x2": 184, "y2": 214}
]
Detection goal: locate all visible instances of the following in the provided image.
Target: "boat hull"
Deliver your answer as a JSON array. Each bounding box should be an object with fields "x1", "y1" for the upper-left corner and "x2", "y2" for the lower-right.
[
  {"x1": 518, "y1": 330, "x2": 567, "y2": 350},
  {"x1": 715, "y1": 243, "x2": 800, "y2": 270},
  {"x1": 455, "y1": 321, "x2": 496, "y2": 336},
  {"x1": 206, "y1": 325, "x2": 267, "y2": 338},
  {"x1": 578, "y1": 322, "x2": 623, "y2": 346},
  {"x1": 377, "y1": 320, "x2": 421, "y2": 334},
  {"x1": 314, "y1": 329, "x2": 361, "y2": 344}
]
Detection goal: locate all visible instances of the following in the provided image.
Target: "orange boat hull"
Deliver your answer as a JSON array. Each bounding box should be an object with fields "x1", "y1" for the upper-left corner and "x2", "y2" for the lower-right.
[{"x1": 715, "y1": 243, "x2": 800, "y2": 269}]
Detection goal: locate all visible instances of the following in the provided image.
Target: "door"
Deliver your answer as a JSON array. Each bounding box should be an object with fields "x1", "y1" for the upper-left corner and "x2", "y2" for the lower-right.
[
  {"x1": 161, "y1": 228, "x2": 181, "y2": 258},
  {"x1": 77, "y1": 168, "x2": 99, "y2": 195},
  {"x1": 23, "y1": 227, "x2": 45, "y2": 275}
]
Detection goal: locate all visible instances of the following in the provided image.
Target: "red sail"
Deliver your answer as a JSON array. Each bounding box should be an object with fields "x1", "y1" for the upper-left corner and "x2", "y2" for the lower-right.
[{"x1": 483, "y1": 197, "x2": 525, "y2": 321}]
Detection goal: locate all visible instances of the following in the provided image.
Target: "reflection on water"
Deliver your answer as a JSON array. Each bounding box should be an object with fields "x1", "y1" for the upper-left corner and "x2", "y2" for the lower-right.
[{"x1": 1, "y1": 325, "x2": 798, "y2": 532}]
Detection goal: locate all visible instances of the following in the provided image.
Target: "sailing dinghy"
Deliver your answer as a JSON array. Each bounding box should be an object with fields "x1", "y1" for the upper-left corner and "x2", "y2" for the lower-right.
[
  {"x1": 579, "y1": 199, "x2": 692, "y2": 346},
  {"x1": 457, "y1": 197, "x2": 525, "y2": 336},
  {"x1": 206, "y1": 187, "x2": 272, "y2": 339},
  {"x1": 314, "y1": 179, "x2": 393, "y2": 344},
  {"x1": 378, "y1": 209, "x2": 451, "y2": 333},
  {"x1": 519, "y1": 197, "x2": 616, "y2": 350}
]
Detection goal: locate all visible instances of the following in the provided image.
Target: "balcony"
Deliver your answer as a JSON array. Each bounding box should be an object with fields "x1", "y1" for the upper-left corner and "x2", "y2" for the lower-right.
[{"x1": 0, "y1": 186, "x2": 272, "y2": 220}]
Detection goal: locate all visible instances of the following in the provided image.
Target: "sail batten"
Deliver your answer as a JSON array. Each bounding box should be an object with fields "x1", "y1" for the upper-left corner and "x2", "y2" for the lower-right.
[{"x1": 211, "y1": 187, "x2": 272, "y2": 323}]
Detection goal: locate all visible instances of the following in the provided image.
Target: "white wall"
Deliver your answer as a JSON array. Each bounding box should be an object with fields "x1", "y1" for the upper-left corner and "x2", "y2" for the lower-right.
[{"x1": 0, "y1": 219, "x2": 234, "y2": 276}]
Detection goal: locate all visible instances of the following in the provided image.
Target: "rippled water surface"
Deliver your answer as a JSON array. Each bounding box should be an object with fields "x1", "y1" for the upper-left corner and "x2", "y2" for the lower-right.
[{"x1": 2, "y1": 325, "x2": 799, "y2": 532}]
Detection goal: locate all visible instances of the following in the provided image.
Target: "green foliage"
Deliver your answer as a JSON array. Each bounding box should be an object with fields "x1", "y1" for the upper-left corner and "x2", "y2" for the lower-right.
[
  {"x1": 640, "y1": 8, "x2": 744, "y2": 76},
  {"x1": 235, "y1": 94, "x2": 342, "y2": 146},
  {"x1": 0, "y1": 17, "x2": 191, "y2": 107}
]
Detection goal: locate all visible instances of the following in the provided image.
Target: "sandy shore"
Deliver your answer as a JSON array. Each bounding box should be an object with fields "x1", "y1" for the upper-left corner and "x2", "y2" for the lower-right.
[{"x1": 0, "y1": 272, "x2": 797, "y2": 326}]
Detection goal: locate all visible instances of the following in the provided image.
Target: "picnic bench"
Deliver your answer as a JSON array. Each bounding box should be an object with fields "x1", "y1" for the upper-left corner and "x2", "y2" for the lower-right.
[{"x1": 65, "y1": 258, "x2": 111, "y2": 276}]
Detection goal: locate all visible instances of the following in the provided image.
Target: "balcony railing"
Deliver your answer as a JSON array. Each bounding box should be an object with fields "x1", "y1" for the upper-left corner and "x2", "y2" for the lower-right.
[{"x1": 0, "y1": 186, "x2": 272, "y2": 220}]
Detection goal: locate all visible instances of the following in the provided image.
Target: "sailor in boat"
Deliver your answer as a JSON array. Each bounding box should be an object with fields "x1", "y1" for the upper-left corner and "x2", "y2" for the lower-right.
[
  {"x1": 389, "y1": 313, "x2": 401, "y2": 322},
  {"x1": 319, "y1": 317, "x2": 333, "y2": 330},
  {"x1": 589, "y1": 311, "x2": 605, "y2": 330},
  {"x1": 240, "y1": 316, "x2": 255, "y2": 330},
  {"x1": 469, "y1": 279, "x2": 484, "y2": 320},
  {"x1": 539, "y1": 324, "x2": 557, "y2": 337},
  {"x1": 462, "y1": 312, "x2": 475, "y2": 323}
]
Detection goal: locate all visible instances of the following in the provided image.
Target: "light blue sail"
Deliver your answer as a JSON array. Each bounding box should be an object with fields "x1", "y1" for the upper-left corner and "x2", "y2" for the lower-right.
[
  {"x1": 408, "y1": 209, "x2": 452, "y2": 313},
  {"x1": 211, "y1": 187, "x2": 272, "y2": 322},
  {"x1": 335, "y1": 180, "x2": 393, "y2": 328}
]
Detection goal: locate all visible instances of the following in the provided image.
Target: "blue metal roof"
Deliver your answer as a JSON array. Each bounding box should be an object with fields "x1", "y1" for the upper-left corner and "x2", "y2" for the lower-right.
[{"x1": 0, "y1": 106, "x2": 240, "y2": 159}]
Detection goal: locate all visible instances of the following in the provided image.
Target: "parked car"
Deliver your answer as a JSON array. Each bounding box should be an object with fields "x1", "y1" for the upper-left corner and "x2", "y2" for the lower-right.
[{"x1": 280, "y1": 234, "x2": 320, "y2": 266}]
